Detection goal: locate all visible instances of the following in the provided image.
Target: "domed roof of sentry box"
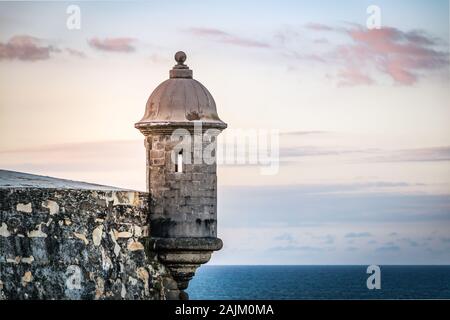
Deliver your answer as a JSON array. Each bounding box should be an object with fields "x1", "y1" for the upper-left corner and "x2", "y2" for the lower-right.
[{"x1": 135, "y1": 51, "x2": 227, "y2": 132}]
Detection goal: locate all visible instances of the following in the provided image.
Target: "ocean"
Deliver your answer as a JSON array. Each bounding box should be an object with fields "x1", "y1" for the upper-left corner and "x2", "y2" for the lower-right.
[{"x1": 186, "y1": 265, "x2": 450, "y2": 299}]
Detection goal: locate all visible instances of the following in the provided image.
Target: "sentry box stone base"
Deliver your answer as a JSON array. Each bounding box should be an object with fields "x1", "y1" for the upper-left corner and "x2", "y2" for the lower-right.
[{"x1": 149, "y1": 237, "x2": 223, "y2": 298}]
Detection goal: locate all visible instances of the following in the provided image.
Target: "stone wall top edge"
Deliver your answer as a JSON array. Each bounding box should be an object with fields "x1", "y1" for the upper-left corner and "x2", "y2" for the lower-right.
[{"x1": 0, "y1": 186, "x2": 147, "y2": 194}]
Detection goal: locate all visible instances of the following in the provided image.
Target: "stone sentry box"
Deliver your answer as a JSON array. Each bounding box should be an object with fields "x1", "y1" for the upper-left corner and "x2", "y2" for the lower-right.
[
  {"x1": 0, "y1": 51, "x2": 226, "y2": 300},
  {"x1": 135, "y1": 51, "x2": 227, "y2": 296}
]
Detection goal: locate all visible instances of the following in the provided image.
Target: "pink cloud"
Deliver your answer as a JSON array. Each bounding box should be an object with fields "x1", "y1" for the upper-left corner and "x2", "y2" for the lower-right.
[
  {"x1": 383, "y1": 58, "x2": 417, "y2": 85},
  {"x1": 299, "y1": 24, "x2": 449, "y2": 86},
  {"x1": 305, "y1": 23, "x2": 333, "y2": 31},
  {"x1": 339, "y1": 26, "x2": 448, "y2": 85},
  {"x1": 188, "y1": 28, "x2": 229, "y2": 37},
  {"x1": 0, "y1": 35, "x2": 57, "y2": 61},
  {"x1": 337, "y1": 67, "x2": 374, "y2": 87},
  {"x1": 88, "y1": 37, "x2": 136, "y2": 52},
  {"x1": 187, "y1": 27, "x2": 271, "y2": 48},
  {"x1": 347, "y1": 27, "x2": 438, "y2": 58},
  {"x1": 404, "y1": 30, "x2": 437, "y2": 46}
]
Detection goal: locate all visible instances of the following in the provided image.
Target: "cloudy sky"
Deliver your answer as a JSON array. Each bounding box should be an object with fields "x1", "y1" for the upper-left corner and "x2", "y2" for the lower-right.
[{"x1": 1, "y1": 0, "x2": 449, "y2": 264}]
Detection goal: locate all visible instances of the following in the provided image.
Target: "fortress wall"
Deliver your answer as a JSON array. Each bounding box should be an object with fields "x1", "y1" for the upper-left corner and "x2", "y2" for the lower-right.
[{"x1": 0, "y1": 187, "x2": 179, "y2": 300}]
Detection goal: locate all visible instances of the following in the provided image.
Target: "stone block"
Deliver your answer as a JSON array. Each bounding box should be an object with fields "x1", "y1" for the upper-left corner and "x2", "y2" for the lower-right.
[{"x1": 0, "y1": 186, "x2": 173, "y2": 300}]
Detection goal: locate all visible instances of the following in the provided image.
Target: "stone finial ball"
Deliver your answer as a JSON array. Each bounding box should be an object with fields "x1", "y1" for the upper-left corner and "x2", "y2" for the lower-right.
[{"x1": 175, "y1": 51, "x2": 187, "y2": 64}]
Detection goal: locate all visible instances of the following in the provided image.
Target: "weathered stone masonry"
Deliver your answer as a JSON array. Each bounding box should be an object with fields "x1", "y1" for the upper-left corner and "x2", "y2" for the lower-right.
[
  {"x1": 0, "y1": 183, "x2": 179, "y2": 300},
  {"x1": 145, "y1": 132, "x2": 218, "y2": 239}
]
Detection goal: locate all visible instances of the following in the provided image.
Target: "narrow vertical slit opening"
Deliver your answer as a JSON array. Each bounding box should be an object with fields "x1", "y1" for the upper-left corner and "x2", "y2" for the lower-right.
[{"x1": 176, "y1": 150, "x2": 183, "y2": 173}]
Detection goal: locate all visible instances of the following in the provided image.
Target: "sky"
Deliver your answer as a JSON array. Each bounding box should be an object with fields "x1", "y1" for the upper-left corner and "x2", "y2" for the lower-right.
[{"x1": 0, "y1": 0, "x2": 449, "y2": 264}]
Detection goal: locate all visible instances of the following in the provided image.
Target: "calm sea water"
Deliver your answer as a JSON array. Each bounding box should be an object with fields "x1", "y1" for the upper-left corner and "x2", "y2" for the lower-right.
[{"x1": 186, "y1": 265, "x2": 450, "y2": 299}]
